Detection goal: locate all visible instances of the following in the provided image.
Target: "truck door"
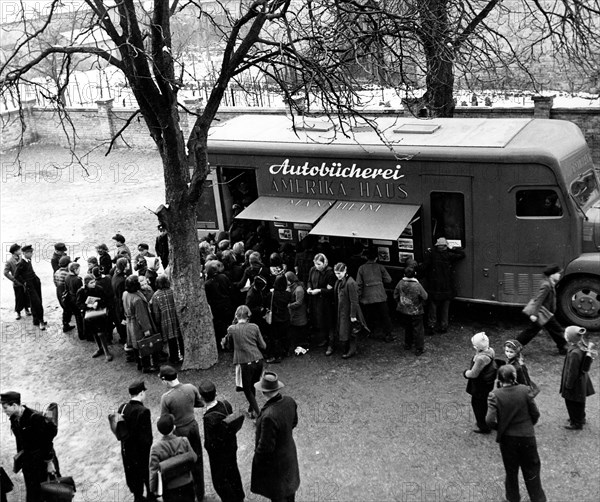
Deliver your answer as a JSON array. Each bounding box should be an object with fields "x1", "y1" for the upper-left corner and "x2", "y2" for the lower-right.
[{"x1": 421, "y1": 175, "x2": 474, "y2": 299}]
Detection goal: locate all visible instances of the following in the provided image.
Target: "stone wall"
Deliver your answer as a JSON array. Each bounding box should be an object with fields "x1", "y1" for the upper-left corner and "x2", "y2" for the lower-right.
[{"x1": 1, "y1": 97, "x2": 599, "y2": 164}]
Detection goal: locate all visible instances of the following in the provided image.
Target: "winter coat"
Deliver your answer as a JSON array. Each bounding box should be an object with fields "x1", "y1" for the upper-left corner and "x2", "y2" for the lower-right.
[
  {"x1": 251, "y1": 394, "x2": 300, "y2": 499},
  {"x1": 150, "y1": 288, "x2": 181, "y2": 341},
  {"x1": 335, "y1": 276, "x2": 366, "y2": 342},
  {"x1": 77, "y1": 283, "x2": 111, "y2": 335},
  {"x1": 122, "y1": 290, "x2": 155, "y2": 349},
  {"x1": 560, "y1": 346, "x2": 595, "y2": 403},
  {"x1": 287, "y1": 281, "x2": 308, "y2": 327},
  {"x1": 527, "y1": 278, "x2": 557, "y2": 315},
  {"x1": 423, "y1": 247, "x2": 465, "y2": 300},
  {"x1": 149, "y1": 434, "x2": 196, "y2": 492},
  {"x1": 393, "y1": 277, "x2": 428, "y2": 316},
  {"x1": 267, "y1": 289, "x2": 291, "y2": 324},
  {"x1": 465, "y1": 347, "x2": 496, "y2": 398},
  {"x1": 306, "y1": 266, "x2": 336, "y2": 329},
  {"x1": 64, "y1": 273, "x2": 83, "y2": 306},
  {"x1": 356, "y1": 261, "x2": 392, "y2": 304},
  {"x1": 205, "y1": 273, "x2": 234, "y2": 320},
  {"x1": 111, "y1": 272, "x2": 127, "y2": 321}
]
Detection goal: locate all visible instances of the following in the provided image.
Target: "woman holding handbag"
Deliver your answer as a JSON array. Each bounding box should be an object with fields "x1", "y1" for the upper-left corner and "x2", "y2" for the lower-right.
[
  {"x1": 77, "y1": 270, "x2": 113, "y2": 362},
  {"x1": 123, "y1": 275, "x2": 159, "y2": 373}
]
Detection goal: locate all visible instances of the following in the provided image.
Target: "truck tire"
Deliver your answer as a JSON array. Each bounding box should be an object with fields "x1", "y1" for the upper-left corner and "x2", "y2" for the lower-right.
[{"x1": 557, "y1": 277, "x2": 600, "y2": 331}]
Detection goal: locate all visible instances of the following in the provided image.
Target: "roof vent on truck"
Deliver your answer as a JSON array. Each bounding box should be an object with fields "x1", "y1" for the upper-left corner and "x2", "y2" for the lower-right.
[{"x1": 393, "y1": 123, "x2": 441, "y2": 135}]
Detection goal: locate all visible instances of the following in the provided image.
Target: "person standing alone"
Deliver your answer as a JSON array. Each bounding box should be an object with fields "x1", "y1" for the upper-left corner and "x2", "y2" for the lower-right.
[
  {"x1": 486, "y1": 365, "x2": 547, "y2": 502},
  {"x1": 251, "y1": 372, "x2": 300, "y2": 502}
]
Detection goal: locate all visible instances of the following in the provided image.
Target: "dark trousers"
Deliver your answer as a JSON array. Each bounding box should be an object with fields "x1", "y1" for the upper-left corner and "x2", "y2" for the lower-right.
[
  {"x1": 517, "y1": 317, "x2": 566, "y2": 350},
  {"x1": 499, "y1": 436, "x2": 547, "y2": 502},
  {"x1": 362, "y1": 301, "x2": 392, "y2": 338},
  {"x1": 22, "y1": 455, "x2": 60, "y2": 502},
  {"x1": 24, "y1": 281, "x2": 44, "y2": 325},
  {"x1": 122, "y1": 445, "x2": 151, "y2": 501},
  {"x1": 175, "y1": 421, "x2": 204, "y2": 502},
  {"x1": 164, "y1": 482, "x2": 195, "y2": 502},
  {"x1": 400, "y1": 314, "x2": 424, "y2": 350},
  {"x1": 427, "y1": 299, "x2": 450, "y2": 330},
  {"x1": 565, "y1": 399, "x2": 586, "y2": 426},
  {"x1": 167, "y1": 336, "x2": 185, "y2": 363},
  {"x1": 14, "y1": 284, "x2": 30, "y2": 313},
  {"x1": 241, "y1": 360, "x2": 264, "y2": 415},
  {"x1": 207, "y1": 449, "x2": 244, "y2": 502},
  {"x1": 270, "y1": 321, "x2": 290, "y2": 358},
  {"x1": 471, "y1": 396, "x2": 491, "y2": 432}
]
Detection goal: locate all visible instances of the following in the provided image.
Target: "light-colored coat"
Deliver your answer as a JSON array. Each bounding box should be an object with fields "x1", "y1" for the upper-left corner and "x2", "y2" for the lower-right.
[{"x1": 122, "y1": 290, "x2": 154, "y2": 348}]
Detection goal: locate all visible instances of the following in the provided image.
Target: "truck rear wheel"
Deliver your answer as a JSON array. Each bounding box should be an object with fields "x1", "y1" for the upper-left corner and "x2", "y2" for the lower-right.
[{"x1": 558, "y1": 277, "x2": 600, "y2": 331}]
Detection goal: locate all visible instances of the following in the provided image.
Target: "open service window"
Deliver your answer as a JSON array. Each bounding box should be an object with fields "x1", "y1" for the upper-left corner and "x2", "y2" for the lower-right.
[
  {"x1": 516, "y1": 189, "x2": 563, "y2": 217},
  {"x1": 430, "y1": 192, "x2": 466, "y2": 248}
]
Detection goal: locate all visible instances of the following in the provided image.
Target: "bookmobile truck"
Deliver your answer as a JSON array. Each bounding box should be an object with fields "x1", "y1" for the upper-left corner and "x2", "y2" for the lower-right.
[{"x1": 196, "y1": 114, "x2": 600, "y2": 329}]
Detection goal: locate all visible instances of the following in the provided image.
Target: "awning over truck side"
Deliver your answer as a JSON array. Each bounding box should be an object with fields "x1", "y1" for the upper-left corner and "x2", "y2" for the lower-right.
[
  {"x1": 309, "y1": 202, "x2": 420, "y2": 240},
  {"x1": 235, "y1": 197, "x2": 335, "y2": 224}
]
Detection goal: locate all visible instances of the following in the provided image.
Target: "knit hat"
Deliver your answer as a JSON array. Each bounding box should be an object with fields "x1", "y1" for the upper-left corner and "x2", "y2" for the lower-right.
[
  {"x1": 471, "y1": 332, "x2": 489, "y2": 350},
  {"x1": 564, "y1": 325, "x2": 586, "y2": 344},
  {"x1": 503, "y1": 339, "x2": 523, "y2": 352}
]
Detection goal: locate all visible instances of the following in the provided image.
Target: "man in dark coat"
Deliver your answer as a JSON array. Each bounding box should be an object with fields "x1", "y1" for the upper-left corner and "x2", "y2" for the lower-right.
[
  {"x1": 3, "y1": 243, "x2": 31, "y2": 320},
  {"x1": 50, "y1": 242, "x2": 68, "y2": 273},
  {"x1": 423, "y1": 237, "x2": 465, "y2": 333},
  {"x1": 205, "y1": 261, "x2": 235, "y2": 348},
  {"x1": 486, "y1": 365, "x2": 547, "y2": 502},
  {"x1": 517, "y1": 264, "x2": 568, "y2": 355},
  {"x1": 1, "y1": 391, "x2": 60, "y2": 502},
  {"x1": 199, "y1": 380, "x2": 244, "y2": 502},
  {"x1": 155, "y1": 225, "x2": 169, "y2": 268},
  {"x1": 251, "y1": 372, "x2": 300, "y2": 502},
  {"x1": 119, "y1": 380, "x2": 155, "y2": 502},
  {"x1": 14, "y1": 245, "x2": 46, "y2": 330}
]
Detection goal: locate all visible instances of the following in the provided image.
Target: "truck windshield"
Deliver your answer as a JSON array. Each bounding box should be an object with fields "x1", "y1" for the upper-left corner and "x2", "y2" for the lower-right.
[{"x1": 570, "y1": 170, "x2": 600, "y2": 210}]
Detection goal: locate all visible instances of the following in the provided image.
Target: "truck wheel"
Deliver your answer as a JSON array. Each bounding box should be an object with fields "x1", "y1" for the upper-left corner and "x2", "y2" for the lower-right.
[{"x1": 558, "y1": 277, "x2": 600, "y2": 331}]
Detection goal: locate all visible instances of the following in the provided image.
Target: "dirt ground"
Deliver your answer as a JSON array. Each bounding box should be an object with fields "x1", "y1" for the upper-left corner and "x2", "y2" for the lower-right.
[{"x1": 1, "y1": 145, "x2": 598, "y2": 502}]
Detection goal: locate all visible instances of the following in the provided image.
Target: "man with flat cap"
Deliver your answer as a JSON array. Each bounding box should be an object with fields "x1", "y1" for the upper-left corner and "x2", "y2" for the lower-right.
[
  {"x1": 50, "y1": 243, "x2": 68, "y2": 273},
  {"x1": 517, "y1": 264, "x2": 568, "y2": 355},
  {"x1": 3, "y1": 243, "x2": 31, "y2": 320},
  {"x1": 14, "y1": 245, "x2": 46, "y2": 330},
  {"x1": 160, "y1": 366, "x2": 204, "y2": 501},
  {"x1": 1, "y1": 391, "x2": 60, "y2": 502},
  {"x1": 118, "y1": 380, "x2": 155, "y2": 502},
  {"x1": 149, "y1": 414, "x2": 197, "y2": 502},
  {"x1": 251, "y1": 372, "x2": 300, "y2": 502},
  {"x1": 199, "y1": 380, "x2": 244, "y2": 502}
]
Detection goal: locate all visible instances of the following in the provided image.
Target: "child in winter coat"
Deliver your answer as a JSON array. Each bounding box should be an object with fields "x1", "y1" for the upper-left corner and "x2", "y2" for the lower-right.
[
  {"x1": 464, "y1": 332, "x2": 496, "y2": 433},
  {"x1": 393, "y1": 267, "x2": 428, "y2": 356},
  {"x1": 560, "y1": 326, "x2": 596, "y2": 430},
  {"x1": 503, "y1": 340, "x2": 538, "y2": 395}
]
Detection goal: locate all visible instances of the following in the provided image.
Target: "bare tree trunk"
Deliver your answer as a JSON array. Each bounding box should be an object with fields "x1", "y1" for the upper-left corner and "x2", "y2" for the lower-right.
[
  {"x1": 419, "y1": 0, "x2": 455, "y2": 118},
  {"x1": 167, "y1": 200, "x2": 217, "y2": 370}
]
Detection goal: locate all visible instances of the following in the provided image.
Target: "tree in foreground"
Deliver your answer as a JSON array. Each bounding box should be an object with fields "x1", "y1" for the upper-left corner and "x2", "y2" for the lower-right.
[{"x1": 0, "y1": 0, "x2": 394, "y2": 369}]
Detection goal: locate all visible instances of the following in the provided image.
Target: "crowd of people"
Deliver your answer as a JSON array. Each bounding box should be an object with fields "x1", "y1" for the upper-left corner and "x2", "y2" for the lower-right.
[{"x1": 2, "y1": 223, "x2": 597, "y2": 502}]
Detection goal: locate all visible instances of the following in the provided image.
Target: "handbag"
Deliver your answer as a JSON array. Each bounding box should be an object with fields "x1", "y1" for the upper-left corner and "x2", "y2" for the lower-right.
[
  {"x1": 40, "y1": 474, "x2": 76, "y2": 502},
  {"x1": 522, "y1": 299, "x2": 553, "y2": 326},
  {"x1": 263, "y1": 291, "x2": 274, "y2": 325},
  {"x1": 108, "y1": 404, "x2": 129, "y2": 441},
  {"x1": 84, "y1": 307, "x2": 108, "y2": 322},
  {"x1": 138, "y1": 333, "x2": 164, "y2": 357},
  {"x1": 13, "y1": 450, "x2": 24, "y2": 473},
  {"x1": 213, "y1": 402, "x2": 245, "y2": 434},
  {"x1": 159, "y1": 451, "x2": 196, "y2": 483}
]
